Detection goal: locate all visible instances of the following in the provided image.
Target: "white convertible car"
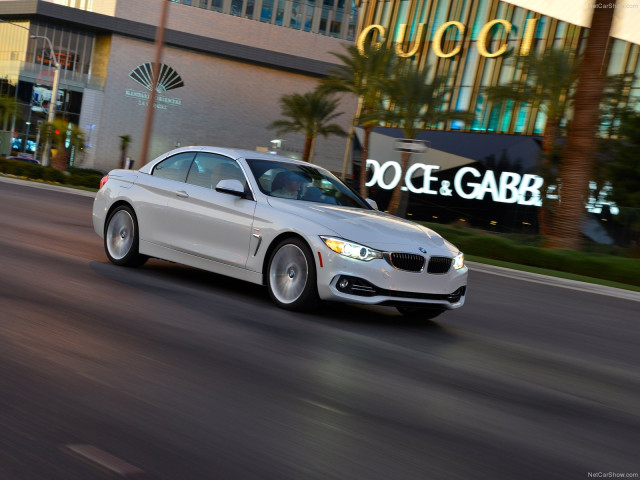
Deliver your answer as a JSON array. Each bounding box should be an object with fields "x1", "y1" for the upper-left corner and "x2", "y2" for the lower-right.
[{"x1": 93, "y1": 146, "x2": 468, "y2": 318}]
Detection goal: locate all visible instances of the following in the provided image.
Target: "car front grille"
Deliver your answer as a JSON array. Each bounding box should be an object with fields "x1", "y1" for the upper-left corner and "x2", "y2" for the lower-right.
[
  {"x1": 387, "y1": 253, "x2": 425, "y2": 272},
  {"x1": 427, "y1": 256, "x2": 453, "y2": 274}
]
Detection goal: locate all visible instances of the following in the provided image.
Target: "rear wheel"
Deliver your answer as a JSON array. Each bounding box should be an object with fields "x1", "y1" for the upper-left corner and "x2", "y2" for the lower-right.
[
  {"x1": 104, "y1": 205, "x2": 148, "y2": 267},
  {"x1": 267, "y1": 238, "x2": 318, "y2": 311},
  {"x1": 396, "y1": 305, "x2": 445, "y2": 320}
]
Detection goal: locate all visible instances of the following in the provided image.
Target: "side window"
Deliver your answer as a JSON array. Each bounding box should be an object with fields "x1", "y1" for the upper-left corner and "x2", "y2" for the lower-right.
[
  {"x1": 152, "y1": 152, "x2": 195, "y2": 182},
  {"x1": 186, "y1": 152, "x2": 246, "y2": 189}
]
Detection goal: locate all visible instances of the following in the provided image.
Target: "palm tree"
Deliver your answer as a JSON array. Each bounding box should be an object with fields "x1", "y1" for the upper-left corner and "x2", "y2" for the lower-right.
[
  {"x1": 268, "y1": 88, "x2": 347, "y2": 163},
  {"x1": 484, "y1": 48, "x2": 580, "y2": 235},
  {"x1": 381, "y1": 61, "x2": 474, "y2": 215},
  {"x1": 41, "y1": 119, "x2": 85, "y2": 171},
  {"x1": 119, "y1": 134, "x2": 132, "y2": 169},
  {"x1": 550, "y1": 2, "x2": 617, "y2": 250},
  {"x1": 320, "y1": 43, "x2": 396, "y2": 197},
  {"x1": 0, "y1": 94, "x2": 18, "y2": 157}
]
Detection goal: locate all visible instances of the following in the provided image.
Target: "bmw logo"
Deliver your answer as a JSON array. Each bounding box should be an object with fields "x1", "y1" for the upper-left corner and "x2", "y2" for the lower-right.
[{"x1": 418, "y1": 247, "x2": 427, "y2": 254}]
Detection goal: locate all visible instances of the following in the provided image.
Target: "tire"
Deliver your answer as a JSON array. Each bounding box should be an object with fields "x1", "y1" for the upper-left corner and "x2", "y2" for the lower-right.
[
  {"x1": 267, "y1": 237, "x2": 319, "y2": 311},
  {"x1": 104, "y1": 205, "x2": 148, "y2": 267},
  {"x1": 396, "y1": 305, "x2": 445, "y2": 320}
]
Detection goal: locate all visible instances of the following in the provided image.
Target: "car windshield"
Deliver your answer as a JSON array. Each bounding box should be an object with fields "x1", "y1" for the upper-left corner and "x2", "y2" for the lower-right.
[{"x1": 246, "y1": 159, "x2": 370, "y2": 209}]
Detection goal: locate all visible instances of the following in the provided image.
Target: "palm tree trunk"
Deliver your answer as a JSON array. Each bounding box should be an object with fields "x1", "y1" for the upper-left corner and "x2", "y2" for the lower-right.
[
  {"x1": 308, "y1": 135, "x2": 317, "y2": 164},
  {"x1": 51, "y1": 148, "x2": 70, "y2": 171},
  {"x1": 359, "y1": 126, "x2": 371, "y2": 198},
  {"x1": 387, "y1": 151, "x2": 411, "y2": 215},
  {"x1": 539, "y1": 118, "x2": 560, "y2": 236},
  {"x1": 302, "y1": 136, "x2": 312, "y2": 162},
  {"x1": 546, "y1": 2, "x2": 614, "y2": 250}
]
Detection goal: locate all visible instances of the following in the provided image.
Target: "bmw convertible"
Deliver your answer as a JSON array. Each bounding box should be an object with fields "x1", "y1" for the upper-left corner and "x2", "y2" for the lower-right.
[{"x1": 93, "y1": 146, "x2": 468, "y2": 318}]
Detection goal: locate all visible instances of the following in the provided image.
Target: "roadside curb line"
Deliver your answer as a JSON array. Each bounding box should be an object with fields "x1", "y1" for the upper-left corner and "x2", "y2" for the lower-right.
[
  {"x1": 467, "y1": 261, "x2": 640, "y2": 302},
  {"x1": 0, "y1": 174, "x2": 96, "y2": 197}
]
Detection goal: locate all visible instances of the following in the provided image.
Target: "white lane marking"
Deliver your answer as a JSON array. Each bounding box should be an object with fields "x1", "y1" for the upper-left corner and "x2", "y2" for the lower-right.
[
  {"x1": 66, "y1": 444, "x2": 145, "y2": 477},
  {"x1": 299, "y1": 398, "x2": 350, "y2": 416}
]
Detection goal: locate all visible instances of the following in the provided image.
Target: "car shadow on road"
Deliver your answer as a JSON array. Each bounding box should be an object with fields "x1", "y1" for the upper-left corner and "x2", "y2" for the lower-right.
[{"x1": 90, "y1": 259, "x2": 458, "y2": 335}]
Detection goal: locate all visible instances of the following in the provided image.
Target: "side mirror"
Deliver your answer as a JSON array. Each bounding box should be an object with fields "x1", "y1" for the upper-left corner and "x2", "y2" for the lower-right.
[
  {"x1": 215, "y1": 179, "x2": 247, "y2": 198},
  {"x1": 365, "y1": 198, "x2": 378, "y2": 210}
]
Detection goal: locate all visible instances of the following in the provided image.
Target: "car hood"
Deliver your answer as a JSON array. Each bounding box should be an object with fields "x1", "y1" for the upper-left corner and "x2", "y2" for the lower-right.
[{"x1": 267, "y1": 198, "x2": 456, "y2": 254}]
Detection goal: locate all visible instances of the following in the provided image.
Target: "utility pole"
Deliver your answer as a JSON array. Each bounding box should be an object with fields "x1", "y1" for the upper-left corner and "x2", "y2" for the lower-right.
[{"x1": 139, "y1": 0, "x2": 170, "y2": 166}]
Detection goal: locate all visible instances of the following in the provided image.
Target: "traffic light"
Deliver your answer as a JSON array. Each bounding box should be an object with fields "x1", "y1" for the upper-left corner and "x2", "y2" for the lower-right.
[{"x1": 54, "y1": 129, "x2": 60, "y2": 135}]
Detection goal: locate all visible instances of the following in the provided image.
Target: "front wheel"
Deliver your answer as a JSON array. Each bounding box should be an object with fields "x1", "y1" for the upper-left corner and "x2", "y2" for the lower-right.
[
  {"x1": 104, "y1": 205, "x2": 148, "y2": 267},
  {"x1": 396, "y1": 305, "x2": 445, "y2": 320},
  {"x1": 267, "y1": 238, "x2": 319, "y2": 311}
]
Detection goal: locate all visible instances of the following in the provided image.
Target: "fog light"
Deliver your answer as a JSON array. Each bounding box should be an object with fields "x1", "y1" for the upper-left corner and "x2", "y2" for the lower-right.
[{"x1": 338, "y1": 278, "x2": 350, "y2": 289}]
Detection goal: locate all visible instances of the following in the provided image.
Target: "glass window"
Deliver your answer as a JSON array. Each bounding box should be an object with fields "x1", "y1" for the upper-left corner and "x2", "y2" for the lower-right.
[
  {"x1": 275, "y1": 0, "x2": 285, "y2": 25},
  {"x1": 470, "y1": 0, "x2": 489, "y2": 40},
  {"x1": 231, "y1": 0, "x2": 243, "y2": 16},
  {"x1": 290, "y1": 0, "x2": 302, "y2": 28},
  {"x1": 152, "y1": 152, "x2": 196, "y2": 182},
  {"x1": 262, "y1": 0, "x2": 274, "y2": 21},
  {"x1": 186, "y1": 152, "x2": 246, "y2": 189},
  {"x1": 247, "y1": 159, "x2": 369, "y2": 208},
  {"x1": 303, "y1": 0, "x2": 315, "y2": 32},
  {"x1": 607, "y1": 39, "x2": 626, "y2": 75}
]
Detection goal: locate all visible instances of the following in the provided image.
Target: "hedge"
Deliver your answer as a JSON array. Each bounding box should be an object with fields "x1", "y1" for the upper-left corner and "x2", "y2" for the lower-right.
[
  {"x1": 0, "y1": 157, "x2": 103, "y2": 189},
  {"x1": 422, "y1": 222, "x2": 640, "y2": 287}
]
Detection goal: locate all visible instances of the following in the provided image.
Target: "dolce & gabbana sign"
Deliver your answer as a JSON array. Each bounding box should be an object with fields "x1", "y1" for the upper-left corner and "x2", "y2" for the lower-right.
[{"x1": 365, "y1": 159, "x2": 544, "y2": 206}]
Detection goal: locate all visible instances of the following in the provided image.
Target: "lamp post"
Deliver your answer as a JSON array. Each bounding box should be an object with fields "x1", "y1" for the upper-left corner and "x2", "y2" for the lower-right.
[
  {"x1": 0, "y1": 20, "x2": 60, "y2": 166},
  {"x1": 31, "y1": 34, "x2": 60, "y2": 167}
]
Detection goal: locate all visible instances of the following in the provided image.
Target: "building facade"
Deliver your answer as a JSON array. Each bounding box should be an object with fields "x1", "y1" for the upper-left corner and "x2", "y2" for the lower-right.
[
  {"x1": 351, "y1": 0, "x2": 638, "y2": 234},
  {"x1": 0, "y1": 0, "x2": 357, "y2": 171},
  {"x1": 0, "y1": 0, "x2": 637, "y2": 236}
]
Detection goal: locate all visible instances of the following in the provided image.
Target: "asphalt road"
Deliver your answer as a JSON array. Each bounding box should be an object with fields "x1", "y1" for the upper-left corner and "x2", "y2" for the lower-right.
[{"x1": 1, "y1": 178, "x2": 639, "y2": 480}]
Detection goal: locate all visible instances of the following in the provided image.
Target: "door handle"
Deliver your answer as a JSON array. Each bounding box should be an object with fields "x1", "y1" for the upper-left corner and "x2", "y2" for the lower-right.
[{"x1": 176, "y1": 190, "x2": 189, "y2": 198}]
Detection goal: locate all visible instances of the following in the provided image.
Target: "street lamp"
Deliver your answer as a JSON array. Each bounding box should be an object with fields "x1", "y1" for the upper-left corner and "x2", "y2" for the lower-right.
[{"x1": 0, "y1": 19, "x2": 60, "y2": 166}]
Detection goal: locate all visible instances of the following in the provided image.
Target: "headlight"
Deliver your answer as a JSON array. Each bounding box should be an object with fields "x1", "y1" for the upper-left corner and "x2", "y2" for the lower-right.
[
  {"x1": 320, "y1": 236, "x2": 383, "y2": 262},
  {"x1": 453, "y1": 252, "x2": 465, "y2": 270}
]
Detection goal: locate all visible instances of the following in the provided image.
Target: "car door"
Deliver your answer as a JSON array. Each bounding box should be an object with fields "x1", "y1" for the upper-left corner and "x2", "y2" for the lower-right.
[
  {"x1": 133, "y1": 151, "x2": 197, "y2": 246},
  {"x1": 164, "y1": 152, "x2": 256, "y2": 269}
]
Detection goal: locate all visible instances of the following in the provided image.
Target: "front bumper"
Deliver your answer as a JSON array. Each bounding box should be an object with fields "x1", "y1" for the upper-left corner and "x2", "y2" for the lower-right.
[{"x1": 311, "y1": 238, "x2": 468, "y2": 308}]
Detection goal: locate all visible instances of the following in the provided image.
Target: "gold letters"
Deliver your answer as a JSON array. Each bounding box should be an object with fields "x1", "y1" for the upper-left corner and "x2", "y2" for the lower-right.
[
  {"x1": 357, "y1": 18, "x2": 517, "y2": 59},
  {"x1": 477, "y1": 19, "x2": 512, "y2": 57},
  {"x1": 395, "y1": 23, "x2": 426, "y2": 58},
  {"x1": 432, "y1": 21, "x2": 465, "y2": 58},
  {"x1": 520, "y1": 18, "x2": 537, "y2": 56},
  {"x1": 357, "y1": 24, "x2": 386, "y2": 55}
]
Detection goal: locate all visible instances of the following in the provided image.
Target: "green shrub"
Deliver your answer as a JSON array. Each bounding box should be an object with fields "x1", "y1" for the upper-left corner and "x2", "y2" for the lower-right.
[
  {"x1": 422, "y1": 221, "x2": 640, "y2": 287},
  {"x1": 41, "y1": 168, "x2": 65, "y2": 183},
  {"x1": 65, "y1": 166, "x2": 104, "y2": 188}
]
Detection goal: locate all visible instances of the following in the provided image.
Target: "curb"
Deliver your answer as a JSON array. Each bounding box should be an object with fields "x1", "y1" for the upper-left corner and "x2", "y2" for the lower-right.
[{"x1": 0, "y1": 174, "x2": 96, "y2": 198}]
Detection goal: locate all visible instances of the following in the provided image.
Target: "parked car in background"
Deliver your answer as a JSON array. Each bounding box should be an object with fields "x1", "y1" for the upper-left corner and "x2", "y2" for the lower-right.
[
  {"x1": 93, "y1": 146, "x2": 468, "y2": 318},
  {"x1": 6, "y1": 154, "x2": 40, "y2": 164}
]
